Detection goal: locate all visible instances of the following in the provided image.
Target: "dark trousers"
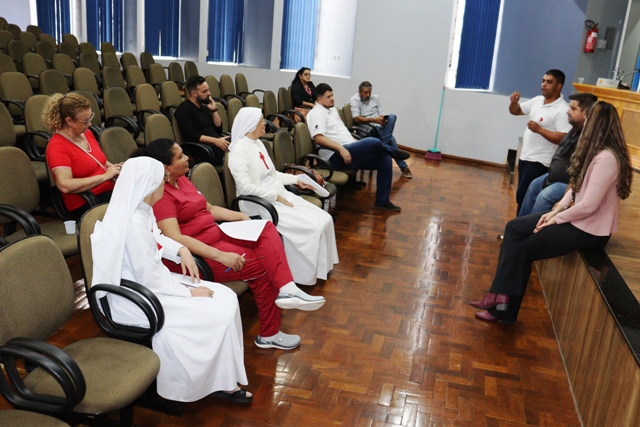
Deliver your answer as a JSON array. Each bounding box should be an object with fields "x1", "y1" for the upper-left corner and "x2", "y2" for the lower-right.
[
  {"x1": 516, "y1": 160, "x2": 548, "y2": 215},
  {"x1": 488, "y1": 212, "x2": 610, "y2": 322}
]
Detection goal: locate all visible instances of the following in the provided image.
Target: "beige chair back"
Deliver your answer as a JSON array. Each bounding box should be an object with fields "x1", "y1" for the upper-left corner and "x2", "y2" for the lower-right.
[
  {"x1": 219, "y1": 74, "x2": 234, "y2": 99},
  {"x1": 100, "y1": 127, "x2": 138, "y2": 164},
  {"x1": 40, "y1": 69, "x2": 70, "y2": 95},
  {"x1": 77, "y1": 203, "x2": 109, "y2": 287},
  {"x1": 184, "y1": 61, "x2": 198, "y2": 79},
  {"x1": 144, "y1": 113, "x2": 174, "y2": 146},
  {"x1": 190, "y1": 162, "x2": 225, "y2": 208}
]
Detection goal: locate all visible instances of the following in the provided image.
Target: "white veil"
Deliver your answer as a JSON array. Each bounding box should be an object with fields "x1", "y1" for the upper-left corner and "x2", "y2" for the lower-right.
[{"x1": 229, "y1": 107, "x2": 262, "y2": 150}]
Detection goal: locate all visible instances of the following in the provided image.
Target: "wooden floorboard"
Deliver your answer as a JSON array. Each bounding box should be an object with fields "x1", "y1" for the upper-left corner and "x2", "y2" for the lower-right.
[{"x1": 1, "y1": 156, "x2": 582, "y2": 426}]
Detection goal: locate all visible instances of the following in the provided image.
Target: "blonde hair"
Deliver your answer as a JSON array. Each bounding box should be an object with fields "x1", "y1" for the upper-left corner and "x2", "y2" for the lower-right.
[{"x1": 42, "y1": 93, "x2": 91, "y2": 131}]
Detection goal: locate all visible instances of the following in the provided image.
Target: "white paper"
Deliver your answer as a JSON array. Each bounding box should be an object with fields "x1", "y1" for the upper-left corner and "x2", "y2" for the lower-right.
[
  {"x1": 298, "y1": 174, "x2": 330, "y2": 197},
  {"x1": 217, "y1": 219, "x2": 268, "y2": 242}
]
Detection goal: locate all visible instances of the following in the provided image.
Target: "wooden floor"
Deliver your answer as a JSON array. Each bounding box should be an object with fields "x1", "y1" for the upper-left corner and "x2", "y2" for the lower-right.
[{"x1": 0, "y1": 156, "x2": 583, "y2": 426}]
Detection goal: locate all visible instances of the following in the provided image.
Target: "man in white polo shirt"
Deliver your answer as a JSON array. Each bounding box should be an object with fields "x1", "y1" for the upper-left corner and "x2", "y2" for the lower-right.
[
  {"x1": 509, "y1": 69, "x2": 571, "y2": 215},
  {"x1": 307, "y1": 83, "x2": 408, "y2": 211}
]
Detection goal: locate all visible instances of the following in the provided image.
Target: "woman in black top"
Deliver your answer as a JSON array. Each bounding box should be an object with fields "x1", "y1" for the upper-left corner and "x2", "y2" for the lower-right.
[{"x1": 290, "y1": 68, "x2": 315, "y2": 119}]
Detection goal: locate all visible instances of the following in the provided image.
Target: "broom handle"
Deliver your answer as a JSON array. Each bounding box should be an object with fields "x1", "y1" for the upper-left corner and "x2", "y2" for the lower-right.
[{"x1": 432, "y1": 86, "x2": 445, "y2": 150}]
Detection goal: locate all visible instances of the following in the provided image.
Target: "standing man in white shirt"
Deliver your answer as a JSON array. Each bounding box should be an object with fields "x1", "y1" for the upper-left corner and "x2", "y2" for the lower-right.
[
  {"x1": 510, "y1": 69, "x2": 572, "y2": 215},
  {"x1": 307, "y1": 83, "x2": 408, "y2": 212},
  {"x1": 350, "y1": 81, "x2": 412, "y2": 178}
]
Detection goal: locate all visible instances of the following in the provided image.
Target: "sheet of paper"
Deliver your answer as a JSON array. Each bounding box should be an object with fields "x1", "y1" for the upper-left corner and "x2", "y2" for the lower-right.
[
  {"x1": 217, "y1": 219, "x2": 268, "y2": 242},
  {"x1": 298, "y1": 173, "x2": 330, "y2": 197}
]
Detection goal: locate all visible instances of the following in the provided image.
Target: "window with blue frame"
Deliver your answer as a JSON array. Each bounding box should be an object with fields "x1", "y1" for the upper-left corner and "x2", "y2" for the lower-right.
[
  {"x1": 280, "y1": 0, "x2": 319, "y2": 70},
  {"x1": 448, "y1": 0, "x2": 502, "y2": 90},
  {"x1": 86, "y1": 0, "x2": 124, "y2": 52},
  {"x1": 36, "y1": 0, "x2": 70, "y2": 42},
  {"x1": 145, "y1": 0, "x2": 180, "y2": 57},
  {"x1": 207, "y1": 0, "x2": 244, "y2": 63}
]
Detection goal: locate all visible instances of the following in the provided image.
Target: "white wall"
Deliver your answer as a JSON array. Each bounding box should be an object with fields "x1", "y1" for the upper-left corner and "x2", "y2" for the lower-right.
[{"x1": 3, "y1": 0, "x2": 33, "y2": 29}]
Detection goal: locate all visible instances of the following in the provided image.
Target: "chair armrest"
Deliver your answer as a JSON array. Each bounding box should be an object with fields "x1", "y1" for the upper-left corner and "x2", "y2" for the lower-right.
[
  {"x1": 285, "y1": 185, "x2": 300, "y2": 195},
  {"x1": 230, "y1": 195, "x2": 279, "y2": 226},
  {"x1": 264, "y1": 119, "x2": 277, "y2": 134},
  {"x1": 162, "y1": 104, "x2": 179, "y2": 120},
  {"x1": 223, "y1": 94, "x2": 246, "y2": 106},
  {"x1": 0, "y1": 204, "x2": 41, "y2": 235},
  {"x1": 283, "y1": 165, "x2": 318, "y2": 183},
  {"x1": 212, "y1": 97, "x2": 227, "y2": 109},
  {"x1": 105, "y1": 115, "x2": 140, "y2": 140},
  {"x1": 0, "y1": 339, "x2": 85, "y2": 415},
  {"x1": 89, "y1": 92, "x2": 103, "y2": 111},
  {"x1": 181, "y1": 142, "x2": 216, "y2": 166},
  {"x1": 23, "y1": 130, "x2": 52, "y2": 160},
  {"x1": 87, "y1": 279, "x2": 164, "y2": 344},
  {"x1": 350, "y1": 124, "x2": 373, "y2": 138},
  {"x1": 62, "y1": 73, "x2": 73, "y2": 87},
  {"x1": 93, "y1": 73, "x2": 103, "y2": 88},
  {"x1": 193, "y1": 255, "x2": 214, "y2": 282},
  {"x1": 252, "y1": 89, "x2": 266, "y2": 95},
  {"x1": 135, "y1": 109, "x2": 161, "y2": 131},
  {"x1": 25, "y1": 74, "x2": 39, "y2": 85},
  {"x1": 301, "y1": 154, "x2": 333, "y2": 181},
  {"x1": 280, "y1": 108, "x2": 305, "y2": 124},
  {"x1": 88, "y1": 124, "x2": 102, "y2": 139},
  {"x1": 1, "y1": 99, "x2": 25, "y2": 120},
  {"x1": 266, "y1": 113, "x2": 293, "y2": 131}
]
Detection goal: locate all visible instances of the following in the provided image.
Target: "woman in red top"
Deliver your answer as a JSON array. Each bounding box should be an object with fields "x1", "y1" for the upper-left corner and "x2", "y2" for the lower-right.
[
  {"x1": 134, "y1": 138, "x2": 326, "y2": 351},
  {"x1": 44, "y1": 93, "x2": 122, "y2": 216}
]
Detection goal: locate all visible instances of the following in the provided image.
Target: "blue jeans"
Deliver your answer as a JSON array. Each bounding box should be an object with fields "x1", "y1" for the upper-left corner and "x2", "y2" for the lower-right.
[
  {"x1": 328, "y1": 137, "x2": 393, "y2": 204},
  {"x1": 518, "y1": 173, "x2": 568, "y2": 217},
  {"x1": 371, "y1": 114, "x2": 407, "y2": 169},
  {"x1": 516, "y1": 160, "x2": 548, "y2": 215}
]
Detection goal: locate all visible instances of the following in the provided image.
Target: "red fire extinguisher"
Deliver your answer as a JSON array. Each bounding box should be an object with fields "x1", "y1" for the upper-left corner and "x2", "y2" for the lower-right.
[{"x1": 584, "y1": 20, "x2": 598, "y2": 53}]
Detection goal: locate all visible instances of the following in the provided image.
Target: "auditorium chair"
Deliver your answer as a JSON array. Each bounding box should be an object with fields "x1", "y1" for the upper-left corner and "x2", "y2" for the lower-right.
[
  {"x1": 103, "y1": 86, "x2": 144, "y2": 145},
  {"x1": 342, "y1": 102, "x2": 374, "y2": 138},
  {"x1": 245, "y1": 93, "x2": 260, "y2": 108},
  {"x1": 100, "y1": 41, "x2": 116, "y2": 55},
  {"x1": 226, "y1": 97, "x2": 243, "y2": 129},
  {"x1": 262, "y1": 90, "x2": 293, "y2": 138},
  {"x1": 57, "y1": 42, "x2": 78, "y2": 64},
  {"x1": 235, "y1": 72, "x2": 266, "y2": 101},
  {"x1": 62, "y1": 33, "x2": 79, "y2": 49},
  {"x1": 72, "y1": 90, "x2": 103, "y2": 138},
  {"x1": 272, "y1": 128, "x2": 334, "y2": 206},
  {"x1": 0, "y1": 71, "x2": 32, "y2": 124},
  {"x1": 0, "y1": 30, "x2": 13, "y2": 54},
  {"x1": 167, "y1": 61, "x2": 184, "y2": 89},
  {"x1": 205, "y1": 74, "x2": 227, "y2": 107},
  {"x1": 134, "y1": 83, "x2": 163, "y2": 130},
  {"x1": 0, "y1": 147, "x2": 82, "y2": 256},
  {"x1": 0, "y1": 234, "x2": 161, "y2": 425},
  {"x1": 160, "y1": 80, "x2": 182, "y2": 118},
  {"x1": 39, "y1": 33, "x2": 58, "y2": 49},
  {"x1": 293, "y1": 121, "x2": 350, "y2": 188},
  {"x1": 219, "y1": 74, "x2": 245, "y2": 105},
  {"x1": 73, "y1": 67, "x2": 102, "y2": 107},
  {"x1": 4, "y1": 23, "x2": 20, "y2": 39},
  {"x1": 139, "y1": 51, "x2": 155, "y2": 79},
  {"x1": 184, "y1": 60, "x2": 198, "y2": 79},
  {"x1": 78, "y1": 52, "x2": 102, "y2": 88},
  {"x1": 120, "y1": 51, "x2": 138, "y2": 71},
  {"x1": 277, "y1": 86, "x2": 305, "y2": 124},
  {"x1": 23, "y1": 94, "x2": 51, "y2": 160},
  {"x1": 125, "y1": 64, "x2": 147, "y2": 100},
  {"x1": 0, "y1": 53, "x2": 16, "y2": 74},
  {"x1": 222, "y1": 153, "x2": 280, "y2": 224},
  {"x1": 101, "y1": 51, "x2": 120, "y2": 69},
  {"x1": 35, "y1": 40, "x2": 56, "y2": 67},
  {"x1": 18, "y1": 31, "x2": 37, "y2": 51},
  {"x1": 39, "y1": 69, "x2": 70, "y2": 96},
  {"x1": 0, "y1": 17, "x2": 8, "y2": 31},
  {"x1": 0, "y1": 102, "x2": 46, "y2": 182},
  {"x1": 7, "y1": 39, "x2": 29, "y2": 71},
  {"x1": 78, "y1": 42, "x2": 98, "y2": 59},
  {"x1": 148, "y1": 63, "x2": 167, "y2": 94},
  {"x1": 99, "y1": 127, "x2": 138, "y2": 164},
  {"x1": 51, "y1": 53, "x2": 76, "y2": 88},
  {"x1": 26, "y1": 24, "x2": 42, "y2": 38},
  {"x1": 22, "y1": 52, "x2": 48, "y2": 91},
  {"x1": 102, "y1": 64, "x2": 127, "y2": 91},
  {"x1": 168, "y1": 111, "x2": 219, "y2": 168}
]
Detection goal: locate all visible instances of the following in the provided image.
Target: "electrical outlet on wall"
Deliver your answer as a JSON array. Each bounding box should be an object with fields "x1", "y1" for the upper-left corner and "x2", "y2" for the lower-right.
[{"x1": 332, "y1": 55, "x2": 340, "y2": 60}]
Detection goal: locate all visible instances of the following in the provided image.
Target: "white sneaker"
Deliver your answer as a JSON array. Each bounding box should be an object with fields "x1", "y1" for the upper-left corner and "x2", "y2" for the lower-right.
[
  {"x1": 254, "y1": 331, "x2": 301, "y2": 350},
  {"x1": 275, "y1": 291, "x2": 326, "y2": 311}
]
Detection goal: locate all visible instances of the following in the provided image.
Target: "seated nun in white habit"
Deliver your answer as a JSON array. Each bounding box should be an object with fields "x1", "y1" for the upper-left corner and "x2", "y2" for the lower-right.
[
  {"x1": 90, "y1": 156, "x2": 252, "y2": 404},
  {"x1": 227, "y1": 107, "x2": 339, "y2": 286}
]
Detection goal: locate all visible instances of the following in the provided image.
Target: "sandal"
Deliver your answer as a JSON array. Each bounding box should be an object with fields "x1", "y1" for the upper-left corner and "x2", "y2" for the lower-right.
[{"x1": 209, "y1": 389, "x2": 253, "y2": 403}]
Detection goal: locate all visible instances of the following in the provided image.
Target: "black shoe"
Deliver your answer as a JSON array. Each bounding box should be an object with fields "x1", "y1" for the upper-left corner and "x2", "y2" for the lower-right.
[
  {"x1": 392, "y1": 150, "x2": 410, "y2": 161},
  {"x1": 374, "y1": 201, "x2": 401, "y2": 212}
]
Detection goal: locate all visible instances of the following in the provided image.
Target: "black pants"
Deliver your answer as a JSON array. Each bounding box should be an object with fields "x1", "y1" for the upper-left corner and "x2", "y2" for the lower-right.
[
  {"x1": 516, "y1": 160, "x2": 548, "y2": 215},
  {"x1": 488, "y1": 212, "x2": 610, "y2": 322}
]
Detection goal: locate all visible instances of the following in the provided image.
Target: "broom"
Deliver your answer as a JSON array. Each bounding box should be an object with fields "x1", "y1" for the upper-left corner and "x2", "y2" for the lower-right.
[{"x1": 425, "y1": 86, "x2": 445, "y2": 161}]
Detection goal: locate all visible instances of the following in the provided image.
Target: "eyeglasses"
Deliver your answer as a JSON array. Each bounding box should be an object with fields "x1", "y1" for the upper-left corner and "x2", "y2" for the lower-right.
[{"x1": 75, "y1": 112, "x2": 95, "y2": 125}]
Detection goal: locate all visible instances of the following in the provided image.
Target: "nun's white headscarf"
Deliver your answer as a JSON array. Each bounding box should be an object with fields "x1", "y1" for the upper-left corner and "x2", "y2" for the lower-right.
[
  {"x1": 229, "y1": 107, "x2": 262, "y2": 150},
  {"x1": 91, "y1": 157, "x2": 164, "y2": 288}
]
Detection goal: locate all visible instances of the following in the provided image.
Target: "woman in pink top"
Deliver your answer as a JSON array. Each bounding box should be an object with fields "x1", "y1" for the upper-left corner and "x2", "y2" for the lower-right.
[{"x1": 470, "y1": 101, "x2": 633, "y2": 324}]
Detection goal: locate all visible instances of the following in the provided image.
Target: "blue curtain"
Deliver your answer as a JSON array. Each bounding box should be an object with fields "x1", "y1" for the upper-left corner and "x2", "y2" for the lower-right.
[
  {"x1": 36, "y1": 0, "x2": 71, "y2": 42},
  {"x1": 633, "y1": 52, "x2": 640, "y2": 92},
  {"x1": 207, "y1": 0, "x2": 244, "y2": 63},
  {"x1": 86, "y1": 0, "x2": 124, "y2": 51},
  {"x1": 455, "y1": 0, "x2": 501, "y2": 90},
  {"x1": 145, "y1": 0, "x2": 180, "y2": 57},
  {"x1": 280, "y1": 0, "x2": 319, "y2": 70}
]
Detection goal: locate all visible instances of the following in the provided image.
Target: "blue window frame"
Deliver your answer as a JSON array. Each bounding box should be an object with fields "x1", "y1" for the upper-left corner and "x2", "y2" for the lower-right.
[
  {"x1": 207, "y1": 0, "x2": 244, "y2": 63},
  {"x1": 280, "y1": 0, "x2": 319, "y2": 70},
  {"x1": 86, "y1": 0, "x2": 124, "y2": 52},
  {"x1": 145, "y1": 0, "x2": 180, "y2": 57},
  {"x1": 36, "y1": 0, "x2": 71, "y2": 42},
  {"x1": 455, "y1": 0, "x2": 501, "y2": 90}
]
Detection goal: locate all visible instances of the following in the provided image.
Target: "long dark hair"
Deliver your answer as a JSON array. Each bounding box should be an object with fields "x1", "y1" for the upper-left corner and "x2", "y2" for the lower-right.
[
  {"x1": 568, "y1": 101, "x2": 632, "y2": 199},
  {"x1": 292, "y1": 67, "x2": 310, "y2": 86}
]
